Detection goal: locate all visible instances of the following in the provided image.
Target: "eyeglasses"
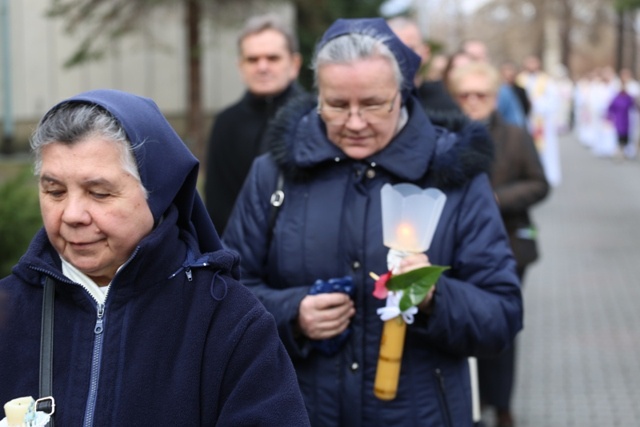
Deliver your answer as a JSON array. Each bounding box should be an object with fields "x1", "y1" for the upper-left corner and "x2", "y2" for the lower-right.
[
  {"x1": 455, "y1": 91, "x2": 493, "y2": 101},
  {"x1": 318, "y1": 91, "x2": 399, "y2": 126}
]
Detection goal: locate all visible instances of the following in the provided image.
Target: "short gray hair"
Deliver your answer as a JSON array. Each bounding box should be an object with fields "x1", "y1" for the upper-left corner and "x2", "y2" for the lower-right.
[
  {"x1": 238, "y1": 13, "x2": 299, "y2": 54},
  {"x1": 30, "y1": 103, "x2": 147, "y2": 197},
  {"x1": 311, "y1": 31, "x2": 404, "y2": 90}
]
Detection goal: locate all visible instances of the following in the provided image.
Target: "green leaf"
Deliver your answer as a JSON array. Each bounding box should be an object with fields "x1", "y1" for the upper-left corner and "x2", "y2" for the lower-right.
[{"x1": 386, "y1": 265, "x2": 450, "y2": 312}]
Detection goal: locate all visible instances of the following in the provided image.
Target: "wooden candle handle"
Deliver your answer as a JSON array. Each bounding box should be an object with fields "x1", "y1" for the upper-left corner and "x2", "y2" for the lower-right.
[{"x1": 373, "y1": 316, "x2": 407, "y2": 400}]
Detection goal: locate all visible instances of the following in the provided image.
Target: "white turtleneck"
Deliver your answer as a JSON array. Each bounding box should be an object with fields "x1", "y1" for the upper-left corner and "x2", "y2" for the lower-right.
[{"x1": 61, "y1": 257, "x2": 110, "y2": 305}]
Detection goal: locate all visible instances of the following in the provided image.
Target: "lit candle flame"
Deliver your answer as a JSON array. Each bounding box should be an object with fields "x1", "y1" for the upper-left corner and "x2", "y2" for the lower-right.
[{"x1": 396, "y1": 222, "x2": 418, "y2": 251}]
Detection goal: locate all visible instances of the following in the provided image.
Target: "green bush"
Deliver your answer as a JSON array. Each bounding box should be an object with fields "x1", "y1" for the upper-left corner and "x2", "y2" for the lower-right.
[{"x1": 0, "y1": 167, "x2": 42, "y2": 278}]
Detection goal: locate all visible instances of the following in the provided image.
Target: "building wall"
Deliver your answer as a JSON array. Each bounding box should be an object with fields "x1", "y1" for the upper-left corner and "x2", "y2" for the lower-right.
[{"x1": 0, "y1": 0, "x2": 294, "y2": 147}]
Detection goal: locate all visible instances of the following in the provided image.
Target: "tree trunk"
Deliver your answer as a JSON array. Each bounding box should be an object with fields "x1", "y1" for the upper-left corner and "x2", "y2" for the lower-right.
[
  {"x1": 558, "y1": 0, "x2": 572, "y2": 72},
  {"x1": 186, "y1": 0, "x2": 204, "y2": 163},
  {"x1": 633, "y1": 11, "x2": 638, "y2": 76},
  {"x1": 532, "y1": 0, "x2": 546, "y2": 61},
  {"x1": 616, "y1": 9, "x2": 624, "y2": 71}
]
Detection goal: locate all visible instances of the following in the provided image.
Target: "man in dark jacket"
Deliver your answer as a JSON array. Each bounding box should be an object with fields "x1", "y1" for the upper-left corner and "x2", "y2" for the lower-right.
[{"x1": 205, "y1": 13, "x2": 303, "y2": 234}]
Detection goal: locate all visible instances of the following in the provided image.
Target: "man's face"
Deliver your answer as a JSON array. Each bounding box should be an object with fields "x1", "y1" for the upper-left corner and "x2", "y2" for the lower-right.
[{"x1": 238, "y1": 29, "x2": 301, "y2": 97}]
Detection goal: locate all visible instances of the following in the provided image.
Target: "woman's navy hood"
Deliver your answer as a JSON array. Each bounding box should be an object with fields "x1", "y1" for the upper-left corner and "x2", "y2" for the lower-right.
[
  {"x1": 317, "y1": 17, "x2": 421, "y2": 102},
  {"x1": 43, "y1": 89, "x2": 222, "y2": 253}
]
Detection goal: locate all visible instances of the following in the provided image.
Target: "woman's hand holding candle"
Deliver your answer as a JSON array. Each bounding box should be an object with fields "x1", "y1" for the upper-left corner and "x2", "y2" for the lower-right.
[
  {"x1": 374, "y1": 252, "x2": 427, "y2": 400},
  {"x1": 373, "y1": 251, "x2": 448, "y2": 400},
  {"x1": 396, "y1": 252, "x2": 429, "y2": 273},
  {"x1": 396, "y1": 253, "x2": 436, "y2": 313}
]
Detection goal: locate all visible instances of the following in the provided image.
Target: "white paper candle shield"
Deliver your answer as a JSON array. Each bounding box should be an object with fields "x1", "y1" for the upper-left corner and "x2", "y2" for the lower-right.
[{"x1": 381, "y1": 183, "x2": 447, "y2": 253}]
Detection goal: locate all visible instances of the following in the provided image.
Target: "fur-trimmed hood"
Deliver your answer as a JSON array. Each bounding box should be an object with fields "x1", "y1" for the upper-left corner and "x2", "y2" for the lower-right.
[{"x1": 265, "y1": 93, "x2": 493, "y2": 190}]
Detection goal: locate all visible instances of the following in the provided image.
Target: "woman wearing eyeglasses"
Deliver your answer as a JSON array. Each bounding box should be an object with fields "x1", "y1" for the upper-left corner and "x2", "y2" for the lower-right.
[
  {"x1": 449, "y1": 61, "x2": 550, "y2": 427},
  {"x1": 223, "y1": 18, "x2": 523, "y2": 427}
]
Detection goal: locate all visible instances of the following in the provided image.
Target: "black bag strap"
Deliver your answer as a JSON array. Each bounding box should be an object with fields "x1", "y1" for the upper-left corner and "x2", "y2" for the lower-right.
[{"x1": 39, "y1": 276, "x2": 56, "y2": 424}]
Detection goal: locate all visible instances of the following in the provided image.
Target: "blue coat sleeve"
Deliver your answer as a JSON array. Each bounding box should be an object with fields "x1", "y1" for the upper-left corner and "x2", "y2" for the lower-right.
[
  {"x1": 223, "y1": 156, "x2": 312, "y2": 358},
  {"x1": 413, "y1": 173, "x2": 523, "y2": 357}
]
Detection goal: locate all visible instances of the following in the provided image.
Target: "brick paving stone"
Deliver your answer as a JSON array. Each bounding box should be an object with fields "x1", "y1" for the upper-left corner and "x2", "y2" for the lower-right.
[{"x1": 497, "y1": 134, "x2": 640, "y2": 427}]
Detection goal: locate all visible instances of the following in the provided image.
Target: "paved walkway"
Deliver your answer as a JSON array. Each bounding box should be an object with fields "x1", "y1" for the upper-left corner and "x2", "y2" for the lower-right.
[{"x1": 488, "y1": 134, "x2": 640, "y2": 426}]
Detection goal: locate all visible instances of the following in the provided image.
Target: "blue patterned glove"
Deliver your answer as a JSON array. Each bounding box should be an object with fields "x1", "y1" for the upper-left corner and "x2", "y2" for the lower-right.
[{"x1": 308, "y1": 276, "x2": 355, "y2": 356}]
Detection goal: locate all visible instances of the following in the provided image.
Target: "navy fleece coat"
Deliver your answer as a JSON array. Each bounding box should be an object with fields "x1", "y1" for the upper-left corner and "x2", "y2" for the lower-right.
[
  {"x1": 0, "y1": 90, "x2": 310, "y2": 426},
  {"x1": 223, "y1": 95, "x2": 523, "y2": 427}
]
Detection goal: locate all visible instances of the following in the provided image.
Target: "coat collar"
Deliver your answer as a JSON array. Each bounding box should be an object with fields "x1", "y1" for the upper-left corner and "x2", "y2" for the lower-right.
[
  {"x1": 244, "y1": 82, "x2": 303, "y2": 111},
  {"x1": 266, "y1": 94, "x2": 494, "y2": 189}
]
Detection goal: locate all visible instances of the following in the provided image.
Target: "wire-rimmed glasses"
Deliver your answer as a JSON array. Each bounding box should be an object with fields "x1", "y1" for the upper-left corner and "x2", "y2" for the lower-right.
[{"x1": 318, "y1": 91, "x2": 399, "y2": 126}]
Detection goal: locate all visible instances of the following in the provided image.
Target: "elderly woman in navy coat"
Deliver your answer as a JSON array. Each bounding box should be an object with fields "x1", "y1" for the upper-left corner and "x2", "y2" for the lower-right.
[{"x1": 224, "y1": 18, "x2": 523, "y2": 427}]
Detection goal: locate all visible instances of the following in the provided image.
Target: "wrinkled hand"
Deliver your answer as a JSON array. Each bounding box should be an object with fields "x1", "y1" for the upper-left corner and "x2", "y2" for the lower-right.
[
  {"x1": 297, "y1": 293, "x2": 355, "y2": 340},
  {"x1": 397, "y1": 253, "x2": 436, "y2": 313}
]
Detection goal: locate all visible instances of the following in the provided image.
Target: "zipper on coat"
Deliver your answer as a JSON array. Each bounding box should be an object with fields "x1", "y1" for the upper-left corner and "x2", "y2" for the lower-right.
[
  {"x1": 83, "y1": 303, "x2": 106, "y2": 427},
  {"x1": 434, "y1": 368, "x2": 454, "y2": 427}
]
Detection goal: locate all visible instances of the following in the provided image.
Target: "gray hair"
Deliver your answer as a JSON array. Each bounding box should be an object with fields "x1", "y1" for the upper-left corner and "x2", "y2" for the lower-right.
[
  {"x1": 311, "y1": 32, "x2": 404, "y2": 91},
  {"x1": 30, "y1": 103, "x2": 147, "y2": 197},
  {"x1": 238, "y1": 13, "x2": 299, "y2": 54}
]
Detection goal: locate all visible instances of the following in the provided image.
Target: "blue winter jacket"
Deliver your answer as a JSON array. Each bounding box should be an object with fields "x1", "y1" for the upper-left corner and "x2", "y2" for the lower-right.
[
  {"x1": 224, "y1": 95, "x2": 523, "y2": 427},
  {"x1": 0, "y1": 90, "x2": 310, "y2": 426}
]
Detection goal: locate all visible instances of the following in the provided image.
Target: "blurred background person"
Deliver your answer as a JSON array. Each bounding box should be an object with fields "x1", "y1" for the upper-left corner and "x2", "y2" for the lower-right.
[
  {"x1": 517, "y1": 55, "x2": 562, "y2": 186},
  {"x1": 443, "y1": 50, "x2": 473, "y2": 88},
  {"x1": 576, "y1": 67, "x2": 619, "y2": 158},
  {"x1": 426, "y1": 53, "x2": 449, "y2": 82},
  {"x1": 450, "y1": 61, "x2": 550, "y2": 427},
  {"x1": 618, "y1": 67, "x2": 640, "y2": 158},
  {"x1": 551, "y1": 64, "x2": 575, "y2": 135},
  {"x1": 500, "y1": 61, "x2": 531, "y2": 120},
  {"x1": 205, "y1": 13, "x2": 303, "y2": 234},
  {"x1": 462, "y1": 38, "x2": 489, "y2": 62},
  {"x1": 462, "y1": 39, "x2": 526, "y2": 128},
  {"x1": 224, "y1": 18, "x2": 522, "y2": 427},
  {"x1": 606, "y1": 77, "x2": 637, "y2": 161},
  {"x1": 387, "y1": 16, "x2": 459, "y2": 113},
  {"x1": 572, "y1": 71, "x2": 595, "y2": 147}
]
